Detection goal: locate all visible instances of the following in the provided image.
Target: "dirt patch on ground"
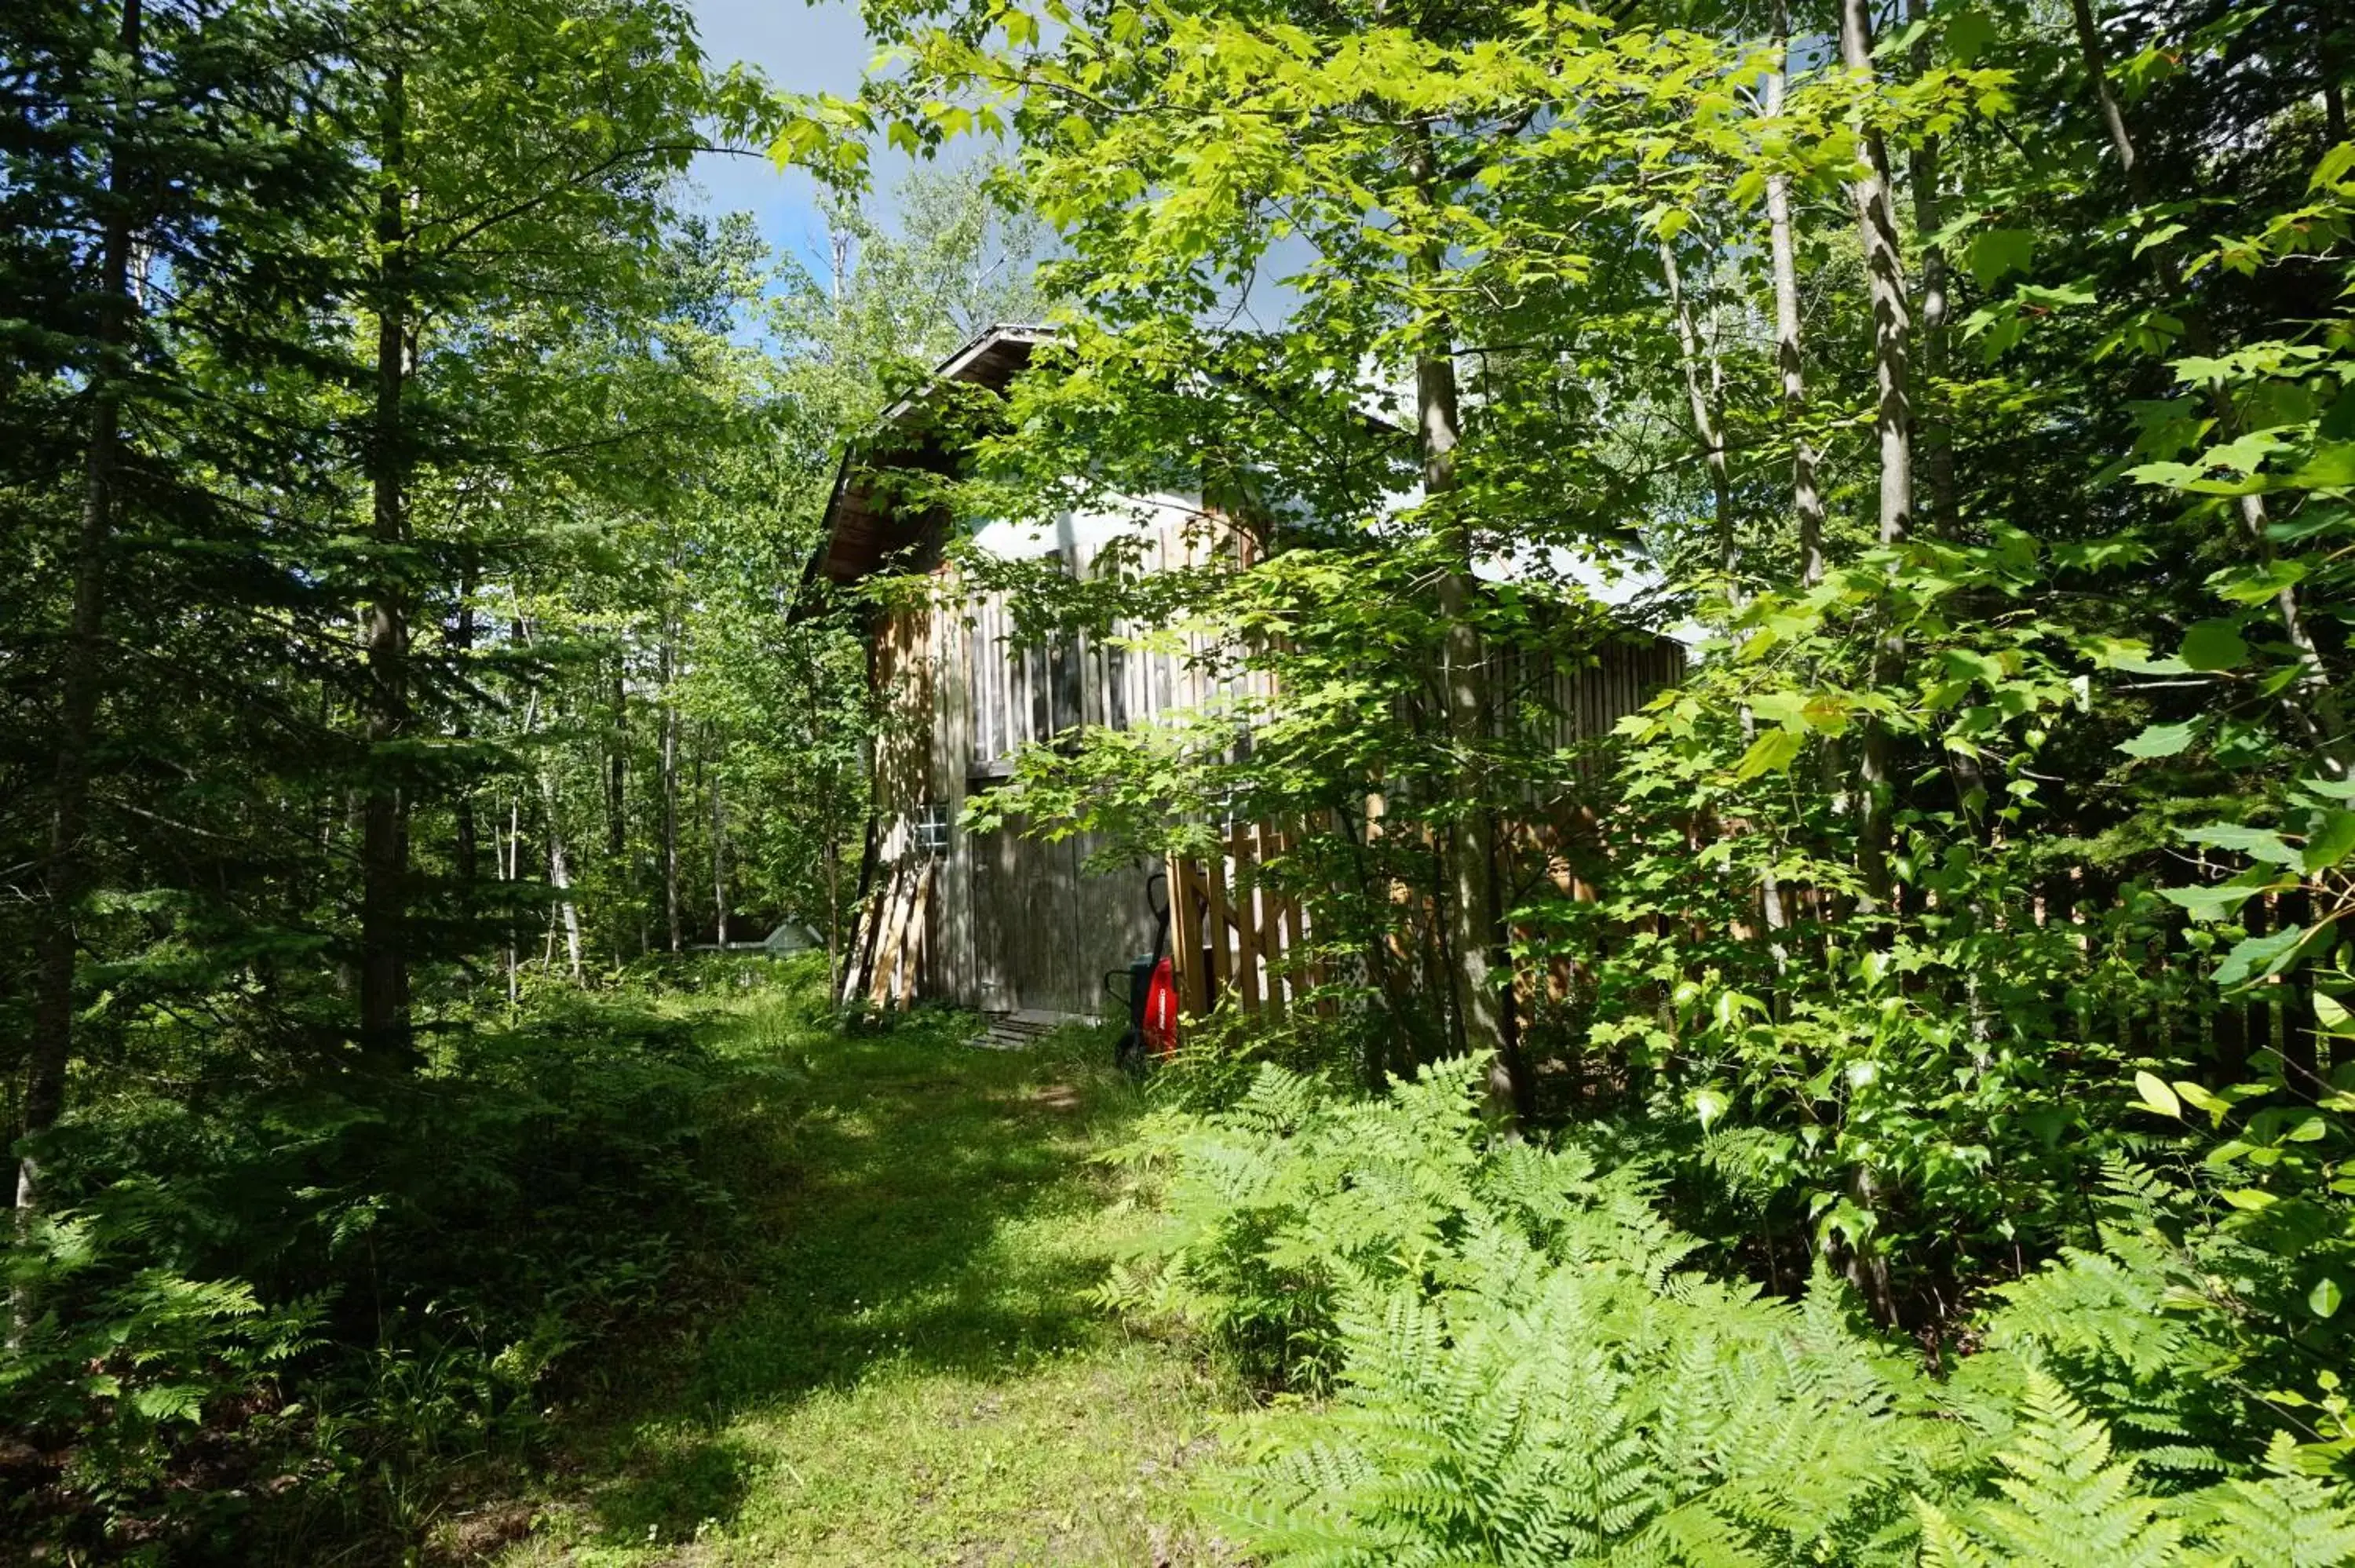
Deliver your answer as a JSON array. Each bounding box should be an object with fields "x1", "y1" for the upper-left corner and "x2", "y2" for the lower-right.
[
  {"x1": 430, "y1": 1498, "x2": 539, "y2": 1563},
  {"x1": 1022, "y1": 1083, "x2": 1084, "y2": 1112}
]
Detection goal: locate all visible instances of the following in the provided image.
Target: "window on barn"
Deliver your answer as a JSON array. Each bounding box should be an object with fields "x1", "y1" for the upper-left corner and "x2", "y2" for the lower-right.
[{"x1": 912, "y1": 800, "x2": 951, "y2": 856}]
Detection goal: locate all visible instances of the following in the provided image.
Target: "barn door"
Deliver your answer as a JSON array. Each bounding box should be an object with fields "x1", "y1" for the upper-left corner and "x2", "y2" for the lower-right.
[{"x1": 969, "y1": 808, "x2": 1086, "y2": 1016}]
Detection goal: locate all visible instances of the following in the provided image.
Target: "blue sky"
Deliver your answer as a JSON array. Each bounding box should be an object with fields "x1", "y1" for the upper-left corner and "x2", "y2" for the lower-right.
[{"x1": 685, "y1": 0, "x2": 937, "y2": 275}]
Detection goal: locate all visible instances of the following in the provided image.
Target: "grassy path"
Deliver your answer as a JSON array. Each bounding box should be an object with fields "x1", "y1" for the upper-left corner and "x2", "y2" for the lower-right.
[{"x1": 487, "y1": 996, "x2": 1234, "y2": 1568}]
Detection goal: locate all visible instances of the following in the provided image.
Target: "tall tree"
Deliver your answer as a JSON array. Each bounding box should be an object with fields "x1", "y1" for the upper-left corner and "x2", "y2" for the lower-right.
[
  {"x1": 334, "y1": 0, "x2": 761, "y2": 1045},
  {"x1": 1838, "y1": 0, "x2": 1914, "y2": 917},
  {"x1": 4, "y1": 0, "x2": 357, "y2": 1304}
]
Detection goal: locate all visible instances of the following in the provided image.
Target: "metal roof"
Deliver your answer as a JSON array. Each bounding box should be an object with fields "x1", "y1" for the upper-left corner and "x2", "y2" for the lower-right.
[{"x1": 802, "y1": 324, "x2": 1056, "y2": 597}]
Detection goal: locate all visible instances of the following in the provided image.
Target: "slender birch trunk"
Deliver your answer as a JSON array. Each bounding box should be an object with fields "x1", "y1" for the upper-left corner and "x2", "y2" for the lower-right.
[
  {"x1": 17, "y1": 0, "x2": 144, "y2": 1341},
  {"x1": 1765, "y1": 4, "x2": 1844, "y2": 890},
  {"x1": 360, "y1": 57, "x2": 415, "y2": 1065},
  {"x1": 505, "y1": 797, "x2": 520, "y2": 1008},
  {"x1": 1908, "y1": 0, "x2": 1956, "y2": 545},
  {"x1": 608, "y1": 661, "x2": 628, "y2": 860},
  {"x1": 1659, "y1": 240, "x2": 1739, "y2": 588},
  {"x1": 1765, "y1": 0, "x2": 1825, "y2": 589},
  {"x1": 452, "y1": 557, "x2": 480, "y2": 884},
  {"x1": 1662, "y1": 238, "x2": 1790, "y2": 954},
  {"x1": 543, "y1": 767, "x2": 582, "y2": 981},
  {"x1": 660, "y1": 629, "x2": 683, "y2": 951},
  {"x1": 1842, "y1": 0, "x2": 1914, "y2": 924},
  {"x1": 710, "y1": 764, "x2": 729, "y2": 949},
  {"x1": 1406, "y1": 127, "x2": 1517, "y2": 1118}
]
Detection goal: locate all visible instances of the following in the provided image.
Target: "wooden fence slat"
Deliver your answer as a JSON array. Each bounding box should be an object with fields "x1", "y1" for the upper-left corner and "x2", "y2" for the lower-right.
[
  {"x1": 1229, "y1": 822, "x2": 1261, "y2": 1015},
  {"x1": 1254, "y1": 823, "x2": 1285, "y2": 1020},
  {"x1": 1205, "y1": 839, "x2": 1232, "y2": 999},
  {"x1": 1284, "y1": 822, "x2": 1310, "y2": 1012},
  {"x1": 1169, "y1": 855, "x2": 1207, "y2": 1017},
  {"x1": 1271, "y1": 823, "x2": 1305, "y2": 1017}
]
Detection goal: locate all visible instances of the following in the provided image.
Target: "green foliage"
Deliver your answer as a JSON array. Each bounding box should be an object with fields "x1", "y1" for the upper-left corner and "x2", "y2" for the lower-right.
[
  {"x1": 1, "y1": 1232, "x2": 325, "y2": 1558},
  {"x1": 1916, "y1": 1383, "x2": 2355, "y2": 1568},
  {"x1": 1114, "y1": 1060, "x2": 2355, "y2": 1566},
  {"x1": 1211, "y1": 1263, "x2": 1929, "y2": 1566},
  {"x1": 0, "y1": 981, "x2": 800, "y2": 1561},
  {"x1": 1101, "y1": 1056, "x2": 1684, "y2": 1387}
]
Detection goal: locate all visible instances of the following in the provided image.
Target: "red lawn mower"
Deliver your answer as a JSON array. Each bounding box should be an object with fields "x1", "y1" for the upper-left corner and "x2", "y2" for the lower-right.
[{"x1": 1109, "y1": 870, "x2": 1179, "y2": 1075}]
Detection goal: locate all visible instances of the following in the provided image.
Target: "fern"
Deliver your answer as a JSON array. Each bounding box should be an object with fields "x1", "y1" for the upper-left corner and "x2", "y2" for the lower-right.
[
  {"x1": 2170, "y1": 1436, "x2": 2355, "y2": 1566},
  {"x1": 1978, "y1": 1173, "x2": 2270, "y2": 1476},
  {"x1": 1912, "y1": 1380, "x2": 2355, "y2": 1566},
  {"x1": 1115, "y1": 1063, "x2": 2355, "y2": 1566},
  {"x1": 1205, "y1": 1245, "x2": 1927, "y2": 1565}
]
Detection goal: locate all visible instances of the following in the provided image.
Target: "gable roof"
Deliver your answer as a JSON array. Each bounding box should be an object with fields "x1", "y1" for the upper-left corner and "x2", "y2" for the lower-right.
[{"x1": 803, "y1": 323, "x2": 1054, "y2": 594}]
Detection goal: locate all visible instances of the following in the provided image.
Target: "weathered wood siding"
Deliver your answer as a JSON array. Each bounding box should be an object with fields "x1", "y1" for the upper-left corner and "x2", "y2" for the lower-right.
[
  {"x1": 1161, "y1": 631, "x2": 1689, "y2": 1022},
  {"x1": 848, "y1": 505, "x2": 1685, "y2": 1021}
]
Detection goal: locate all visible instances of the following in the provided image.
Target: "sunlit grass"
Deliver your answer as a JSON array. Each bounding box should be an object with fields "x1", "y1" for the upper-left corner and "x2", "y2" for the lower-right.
[{"x1": 478, "y1": 974, "x2": 1237, "y2": 1566}]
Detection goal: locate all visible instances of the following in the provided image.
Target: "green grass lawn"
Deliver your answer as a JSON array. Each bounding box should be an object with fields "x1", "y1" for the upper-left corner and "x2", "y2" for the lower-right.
[{"x1": 470, "y1": 984, "x2": 1238, "y2": 1567}]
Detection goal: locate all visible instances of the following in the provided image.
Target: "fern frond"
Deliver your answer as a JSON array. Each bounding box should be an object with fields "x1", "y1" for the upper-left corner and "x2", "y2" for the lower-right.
[
  {"x1": 1928, "y1": 1369, "x2": 2184, "y2": 1568},
  {"x1": 2168, "y1": 1435, "x2": 2355, "y2": 1566}
]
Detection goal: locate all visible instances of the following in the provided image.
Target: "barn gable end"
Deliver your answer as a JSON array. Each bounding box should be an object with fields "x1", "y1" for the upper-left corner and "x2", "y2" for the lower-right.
[{"x1": 813, "y1": 325, "x2": 1685, "y2": 1026}]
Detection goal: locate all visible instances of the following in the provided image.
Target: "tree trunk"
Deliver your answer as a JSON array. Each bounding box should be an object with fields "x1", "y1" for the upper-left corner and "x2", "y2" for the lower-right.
[
  {"x1": 1765, "y1": 0, "x2": 1826, "y2": 589},
  {"x1": 543, "y1": 766, "x2": 582, "y2": 982},
  {"x1": 1842, "y1": 0, "x2": 1914, "y2": 919},
  {"x1": 1908, "y1": 0, "x2": 1956, "y2": 546},
  {"x1": 1662, "y1": 238, "x2": 1790, "y2": 953},
  {"x1": 453, "y1": 557, "x2": 479, "y2": 884},
  {"x1": 2067, "y1": 0, "x2": 2346, "y2": 764},
  {"x1": 710, "y1": 762, "x2": 729, "y2": 949},
  {"x1": 17, "y1": 0, "x2": 143, "y2": 1341},
  {"x1": 660, "y1": 631, "x2": 682, "y2": 951},
  {"x1": 608, "y1": 662, "x2": 628, "y2": 861},
  {"x1": 1408, "y1": 128, "x2": 1517, "y2": 1119},
  {"x1": 360, "y1": 60, "x2": 414, "y2": 1065},
  {"x1": 1765, "y1": 3, "x2": 1847, "y2": 844},
  {"x1": 1658, "y1": 239, "x2": 1739, "y2": 588},
  {"x1": 505, "y1": 796, "x2": 521, "y2": 1008}
]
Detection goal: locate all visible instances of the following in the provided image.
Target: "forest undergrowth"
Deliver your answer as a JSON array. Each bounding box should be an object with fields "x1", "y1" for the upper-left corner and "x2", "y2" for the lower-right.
[{"x1": 2, "y1": 957, "x2": 1240, "y2": 1566}]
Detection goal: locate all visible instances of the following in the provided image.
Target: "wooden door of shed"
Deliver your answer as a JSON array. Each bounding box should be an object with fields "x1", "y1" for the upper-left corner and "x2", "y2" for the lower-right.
[{"x1": 969, "y1": 810, "x2": 1087, "y2": 1016}]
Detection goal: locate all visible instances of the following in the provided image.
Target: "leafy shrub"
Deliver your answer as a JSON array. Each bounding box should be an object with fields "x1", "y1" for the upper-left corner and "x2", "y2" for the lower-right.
[
  {"x1": 1113, "y1": 1058, "x2": 2355, "y2": 1565},
  {"x1": 2, "y1": 986, "x2": 804, "y2": 1563}
]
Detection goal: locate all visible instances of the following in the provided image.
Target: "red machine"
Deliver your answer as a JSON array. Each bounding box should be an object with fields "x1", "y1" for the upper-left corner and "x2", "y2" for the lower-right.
[{"x1": 1141, "y1": 956, "x2": 1179, "y2": 1060}]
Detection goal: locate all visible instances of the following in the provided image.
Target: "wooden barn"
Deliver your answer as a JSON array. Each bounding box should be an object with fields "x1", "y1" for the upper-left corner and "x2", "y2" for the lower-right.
[{"x1": 806, "y1": 324, "x2": 1685, "y2": 1029}]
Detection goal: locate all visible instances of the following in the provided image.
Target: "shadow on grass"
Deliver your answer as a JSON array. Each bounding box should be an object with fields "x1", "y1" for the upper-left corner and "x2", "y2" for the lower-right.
[
  {"x1": 587, "y1": 1432, "x2": 761, "y2": 1544},
  {"x1": 684, "y1": 1016, "x2": 1136, "y2": 1414},
  {"x1": 575, "y1": 1005, "x2": 1143, "y2": 1544}
]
